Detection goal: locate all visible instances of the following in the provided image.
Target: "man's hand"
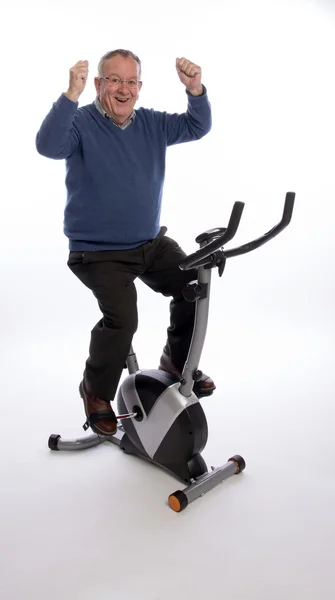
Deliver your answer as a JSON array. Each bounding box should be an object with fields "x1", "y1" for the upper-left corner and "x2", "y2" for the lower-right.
[
  {"x1": 176, "y1": 57, "x2": 203, "y2": 96},
  {"x1": 65, "y1": 60, "x2": 89, "y2": 102}
]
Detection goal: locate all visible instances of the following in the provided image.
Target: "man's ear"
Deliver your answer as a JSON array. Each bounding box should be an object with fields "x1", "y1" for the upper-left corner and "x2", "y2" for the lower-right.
[{"x1": 94, "y1": 77, "x2": 101, "y2": 97}]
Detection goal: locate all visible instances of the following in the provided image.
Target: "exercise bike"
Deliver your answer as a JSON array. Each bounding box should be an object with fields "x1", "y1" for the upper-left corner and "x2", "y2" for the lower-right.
[{"x1": 48, "y1": 192, "x2": 295, "y2": 512}]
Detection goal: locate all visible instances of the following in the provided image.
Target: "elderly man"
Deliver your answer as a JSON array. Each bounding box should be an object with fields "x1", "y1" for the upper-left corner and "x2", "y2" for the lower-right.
[{"x1": 36, "y1": 48, "x2": 215, "y2": 436}]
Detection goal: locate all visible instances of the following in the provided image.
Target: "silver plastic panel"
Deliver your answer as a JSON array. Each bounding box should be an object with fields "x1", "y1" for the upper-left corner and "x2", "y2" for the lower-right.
[{"x1": 120, "y1": 376, "x2": 199, "y2": 458}]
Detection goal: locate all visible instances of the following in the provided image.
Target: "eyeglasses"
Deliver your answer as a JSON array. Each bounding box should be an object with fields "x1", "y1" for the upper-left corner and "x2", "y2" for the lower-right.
[{"x1": 100, "y1": 76, "x2": 141, "y2": 88}]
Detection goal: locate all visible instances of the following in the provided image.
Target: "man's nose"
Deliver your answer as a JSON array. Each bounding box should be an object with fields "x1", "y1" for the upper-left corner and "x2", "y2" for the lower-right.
[{"x1": 118, "y1": 80, "x2": 129, "y2": 91}]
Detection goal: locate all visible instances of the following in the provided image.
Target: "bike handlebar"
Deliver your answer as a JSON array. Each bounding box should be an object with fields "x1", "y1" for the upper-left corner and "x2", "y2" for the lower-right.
[{"x1": 179, "y1": 192, "x2": 295, "y2": 271}]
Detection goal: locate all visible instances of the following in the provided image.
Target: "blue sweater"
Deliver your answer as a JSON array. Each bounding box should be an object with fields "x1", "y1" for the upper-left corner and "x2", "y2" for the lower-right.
[{"x1": 35, "y1": 89, "x2": 212, "y2": 251}]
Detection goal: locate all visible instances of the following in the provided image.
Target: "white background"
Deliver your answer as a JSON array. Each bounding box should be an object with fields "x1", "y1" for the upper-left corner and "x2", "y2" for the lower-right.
[{"x1": 1, "y1": 0, "x2": 335, "y2": 599}]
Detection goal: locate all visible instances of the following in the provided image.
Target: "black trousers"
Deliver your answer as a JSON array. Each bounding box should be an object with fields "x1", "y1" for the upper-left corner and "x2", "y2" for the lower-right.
[{"x1": 67, "y1": 227, "x2": 197, "y2": 401}]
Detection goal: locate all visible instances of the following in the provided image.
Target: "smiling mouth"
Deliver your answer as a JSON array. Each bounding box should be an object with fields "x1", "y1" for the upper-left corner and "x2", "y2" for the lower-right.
[{"x1": 115, "y1": 97, "x2": 129, "y2": 103}]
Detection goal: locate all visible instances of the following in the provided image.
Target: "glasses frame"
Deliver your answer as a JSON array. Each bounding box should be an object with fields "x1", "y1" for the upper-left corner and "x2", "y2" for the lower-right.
[{"x1": 99, "y1": 76, "x2": 142, "y2": 88}]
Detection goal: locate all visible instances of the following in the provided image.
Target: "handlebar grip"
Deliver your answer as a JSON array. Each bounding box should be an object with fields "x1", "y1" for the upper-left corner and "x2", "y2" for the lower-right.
[
  {"x1": 282, "y1": 191, "x2": 295, "y2": 227},
  {"x1": 179, "y1": 201, "x2": 245, "y2": 271},
  {"x1": 179, "y1": 192, "x2": 295, "y2": 271},
  {"x1": 224, "y1": 191, "x2": 296, "y2": 258}
]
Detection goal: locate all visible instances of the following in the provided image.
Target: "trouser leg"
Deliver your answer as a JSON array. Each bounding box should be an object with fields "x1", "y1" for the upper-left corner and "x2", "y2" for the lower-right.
[
  {"x1": 67, "y1": 250, "x2": 141, "y2": 400},
  {"x1": 139, "y1": 235, "x2": 198, "y2": 372}
]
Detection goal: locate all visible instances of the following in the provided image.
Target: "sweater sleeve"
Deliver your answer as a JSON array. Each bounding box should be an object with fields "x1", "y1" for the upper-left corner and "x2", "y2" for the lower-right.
[
  {"x1": 35, "y1": 93, "x2": 81, "y2": 159},
  {"x1": 164, "y1": 86, "x2": 212, "y2": 146}
]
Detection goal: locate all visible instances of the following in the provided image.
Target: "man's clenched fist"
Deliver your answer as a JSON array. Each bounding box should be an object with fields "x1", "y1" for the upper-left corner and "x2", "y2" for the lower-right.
[
  {"x1": 65, "y1": 60, "x2": 89, "y2": 102},
  {"x1": 176, "y1": 57, "x2": 203, "y2": 96}
]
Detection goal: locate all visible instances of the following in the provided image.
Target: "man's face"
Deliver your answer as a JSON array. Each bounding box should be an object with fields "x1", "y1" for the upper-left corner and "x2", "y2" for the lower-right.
[{"x1": 94, "y1": 55, "x2": 142, "y2": 124}]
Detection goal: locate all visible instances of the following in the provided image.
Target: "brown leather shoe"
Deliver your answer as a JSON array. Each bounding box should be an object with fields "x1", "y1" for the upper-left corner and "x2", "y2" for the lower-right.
[
  {"x1": 158, "y1": 352, "x2": 216, "y2": 397},
  {"x1": 79, "y1": 380, "x2": 117, "y2": 435}
]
